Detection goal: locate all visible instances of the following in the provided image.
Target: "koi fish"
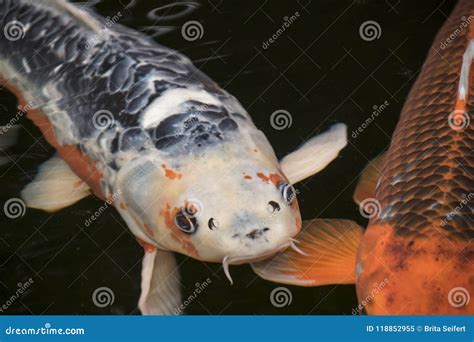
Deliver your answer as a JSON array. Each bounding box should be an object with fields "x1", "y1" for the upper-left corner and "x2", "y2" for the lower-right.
[
  {"x1": 252, "y1": 0, "x2": 473, "y2": 314},
  {"x1": 0, "y1": 1, "x2": 347, "y2": 314}
]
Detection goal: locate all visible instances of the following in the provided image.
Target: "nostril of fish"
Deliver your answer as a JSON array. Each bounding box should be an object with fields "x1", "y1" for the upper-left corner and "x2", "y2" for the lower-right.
[{"x1": 246, "y1": 227, "x2": 270, "y2": 240}]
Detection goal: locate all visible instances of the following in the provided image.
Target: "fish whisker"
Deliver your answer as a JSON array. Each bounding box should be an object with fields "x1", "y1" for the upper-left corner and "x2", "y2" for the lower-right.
[
  {"x1": 222, "y1": 255, "x2": 233, "y2": 285},
  {"x1": 289, "y1": 238, "x2": 307, "y2": 256}
]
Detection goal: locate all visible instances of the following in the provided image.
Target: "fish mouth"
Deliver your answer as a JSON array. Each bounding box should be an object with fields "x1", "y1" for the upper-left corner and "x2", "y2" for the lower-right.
[{"x1": 222, "y1": 238, "x2": 305, "y2": 285}]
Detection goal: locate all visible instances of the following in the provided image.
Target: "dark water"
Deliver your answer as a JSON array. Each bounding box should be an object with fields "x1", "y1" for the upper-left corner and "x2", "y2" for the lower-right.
[{"x1": 0, "y1": 0, "x2": 456, "y2": 315}]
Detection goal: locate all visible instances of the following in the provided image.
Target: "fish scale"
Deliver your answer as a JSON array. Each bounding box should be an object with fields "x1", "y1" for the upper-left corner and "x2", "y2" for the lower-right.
[
  {"x1": 0, "y1": 0, "x2": 245, "y2": 164},
  {"x1": 374, "y1": 0, "x2": 473, "y2": 240}
]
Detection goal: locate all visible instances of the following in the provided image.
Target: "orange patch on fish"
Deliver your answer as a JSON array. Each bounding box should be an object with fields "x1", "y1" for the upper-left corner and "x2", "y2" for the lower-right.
[
  {"x1": 356, "y1": 224, "x2": 474, "y2": 315},
  {"x1": 161, "y1": 164, "x2": 182, "y2": 180},
  {"x1": 256, "y1": 172, "x2": 284, "y2": 186},
  {"x1": 243, "y1": 175, "x2": 252, "y2": 180},
  {"x1": 137, "y1": 238, "x2": 157, "y2": 253}
]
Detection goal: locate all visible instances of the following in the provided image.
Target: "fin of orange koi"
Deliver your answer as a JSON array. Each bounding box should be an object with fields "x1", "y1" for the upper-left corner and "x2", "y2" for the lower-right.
[
  {"x1": 20, "y1": 155, "x2": 90, "y2": 212},
  {"x1": 139, "y1": 248, "x2": 182, "y2": 315},
  {"x1": 353, "y1": 152, "x2": 386, "y2": 205},
  {"x1": 251, "y1": 219, "x2": 364, "y2": 286}
]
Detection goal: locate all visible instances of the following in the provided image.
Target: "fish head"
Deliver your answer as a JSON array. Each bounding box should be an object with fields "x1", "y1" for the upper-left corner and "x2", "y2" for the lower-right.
[{"x1": 115, "y1": 135, "x2": 302, "y2": 270}]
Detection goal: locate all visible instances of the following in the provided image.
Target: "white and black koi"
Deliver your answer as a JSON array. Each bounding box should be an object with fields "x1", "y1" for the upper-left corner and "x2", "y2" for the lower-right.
[{"x1": 0, "y1": 0, "x2": 347, "y2": 314}]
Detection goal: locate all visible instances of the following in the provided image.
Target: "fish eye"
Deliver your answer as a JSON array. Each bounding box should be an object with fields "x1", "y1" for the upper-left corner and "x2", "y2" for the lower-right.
[
  {"x1": 279, "y1": 182, "x2": 296, "y2": 204},
  {"x1": 267, "y1": 201, "x2": 281, "y2": 213},
  {"x1": 208, "y1": 217, "x2": 219, "y2": 230},
  {"x1": 175, "y1": 210, "x2": 197, "y2": 234}
]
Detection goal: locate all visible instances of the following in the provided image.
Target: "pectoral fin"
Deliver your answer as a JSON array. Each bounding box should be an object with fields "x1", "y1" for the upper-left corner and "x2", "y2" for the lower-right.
[
  {"x1": 139, "y1": 248, "x2": 182, "y2": 315},
  {"x1": 21, "y1": 155, "x2": 90, "y2": 212},
  {"x1": 280, "y1": 123, "x2": 347, "y2": 184},
  {"x1": 353, "y1": 152, "x2": 386, "y2": 205},
  {"x1": 251, "y1": 219, "x2": 364, "y2": 286}
]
